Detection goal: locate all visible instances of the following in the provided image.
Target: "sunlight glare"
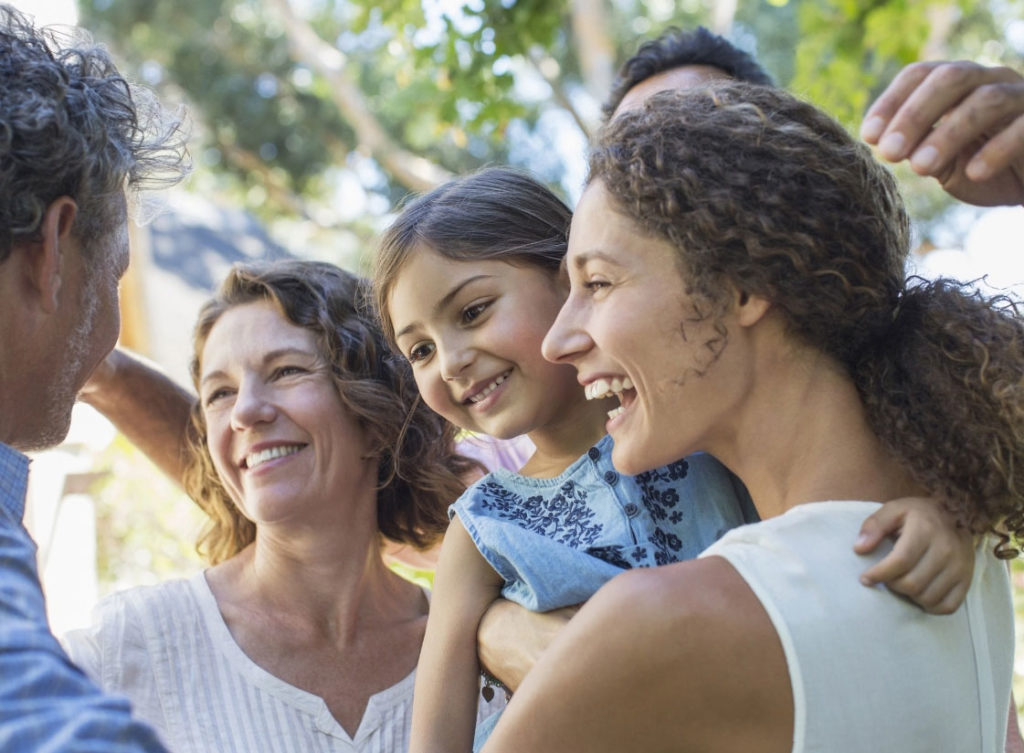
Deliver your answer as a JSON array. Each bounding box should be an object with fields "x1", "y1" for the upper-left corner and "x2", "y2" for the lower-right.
[{"x1": 9, "y1": 0, "x2": 78, "y2": 26}]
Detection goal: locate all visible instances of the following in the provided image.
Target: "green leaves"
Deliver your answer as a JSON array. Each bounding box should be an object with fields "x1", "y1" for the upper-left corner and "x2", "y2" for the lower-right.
[{"x1": 78, "y1": 0, "x2": 1020, "y2": 240}]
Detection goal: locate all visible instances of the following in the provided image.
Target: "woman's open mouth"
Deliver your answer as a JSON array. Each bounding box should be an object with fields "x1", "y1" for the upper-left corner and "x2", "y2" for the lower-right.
[{"x1": 584, "y1": 376, "x2": 635, "y2": 420}]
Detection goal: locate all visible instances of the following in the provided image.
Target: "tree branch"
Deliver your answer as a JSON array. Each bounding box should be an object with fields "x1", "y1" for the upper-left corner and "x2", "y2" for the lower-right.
[
  {"x1": 264, "y1": 0, "x2": 452, "y2": 192},
  {"x1": 527, "y1": 48, "x2": 594, "y2": 140},
  {"x1": 220, "y1": 139, "x2": 316, "y2": 219}
]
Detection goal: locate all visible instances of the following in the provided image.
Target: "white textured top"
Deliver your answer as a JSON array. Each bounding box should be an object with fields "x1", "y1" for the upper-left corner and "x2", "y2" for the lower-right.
[
  {"x1": 63, "y1": 573, "x2": 503, "y2": 753},
  {"x1": 701, "y1": 501, "x2": 1014, "y2": 753}
]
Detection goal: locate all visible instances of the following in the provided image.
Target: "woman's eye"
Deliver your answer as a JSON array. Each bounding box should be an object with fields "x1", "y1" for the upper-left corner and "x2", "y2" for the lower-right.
[
  {"x1": 407, "y1": 342, "x2": 435, "y2": 364},
  {"x1": 273, "y1": 365, "x2": 305, "y2": 379},
  {"x1": 583, "y1": 278, "x2": 610, "y2": 293},
  {"x1": 204, "y1": 388, "x2": 232, "y2": 406},
  {"x1": 462, "y1": 301, "x2": 489, "y2": 323}
]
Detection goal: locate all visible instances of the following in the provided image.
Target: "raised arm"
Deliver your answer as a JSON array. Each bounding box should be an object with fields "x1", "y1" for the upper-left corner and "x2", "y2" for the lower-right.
[
  {"x1": 860, "y1": 61, "x2": 1024, "y2": 207},
  {"x1": 78, "y1": 348, "x2": 194, "y2": 485}
]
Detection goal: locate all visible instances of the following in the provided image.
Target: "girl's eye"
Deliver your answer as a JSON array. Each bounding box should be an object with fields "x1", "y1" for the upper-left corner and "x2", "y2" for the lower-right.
[
  {"x1": 462, "y1": 301, "x2": 489, "y2": 323},
  {"x1": 407, "y1": 342, "x2": 435, "y2": 364}
]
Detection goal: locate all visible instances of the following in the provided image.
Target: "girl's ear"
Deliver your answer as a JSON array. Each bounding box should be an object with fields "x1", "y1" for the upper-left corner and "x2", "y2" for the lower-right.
[
  {"x1": 29, "y1": 196, "x2": 78, "y2": 314},
  {"x1": 733, "y1": 287, "x2": 771, "y2": 328}
]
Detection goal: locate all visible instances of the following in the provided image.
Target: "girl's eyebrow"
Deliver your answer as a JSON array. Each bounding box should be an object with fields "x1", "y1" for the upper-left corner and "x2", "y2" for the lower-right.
[{"x1": 394, "y1": 274, "x2": 494, "y2": 340}]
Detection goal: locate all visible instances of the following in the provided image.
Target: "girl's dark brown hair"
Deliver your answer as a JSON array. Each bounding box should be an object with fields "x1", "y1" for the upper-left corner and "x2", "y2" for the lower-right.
[
  {"x1": 590, "y1": 83, "x2": 1024, "y2": 555},
  {"x1": 184, "y1": 260, "x2": 476, "y2": 564},
  {"x1": 372, "y1": 166, "x2": 571, "y2": 345}
]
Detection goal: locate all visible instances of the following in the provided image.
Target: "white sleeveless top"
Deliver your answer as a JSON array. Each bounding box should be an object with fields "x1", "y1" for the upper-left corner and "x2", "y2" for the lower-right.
[
  {"x1": 62, "y1": 572, "x2": 504, "y2": 753},
  {"x1": 701, "y1": 501, "x2": 1014, "y2": 753}
]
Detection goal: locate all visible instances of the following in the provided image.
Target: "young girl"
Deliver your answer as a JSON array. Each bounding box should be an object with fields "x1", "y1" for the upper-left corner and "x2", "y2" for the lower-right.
[{"x1": 372, "y1": 167, "x2": 975, "y2": 753}]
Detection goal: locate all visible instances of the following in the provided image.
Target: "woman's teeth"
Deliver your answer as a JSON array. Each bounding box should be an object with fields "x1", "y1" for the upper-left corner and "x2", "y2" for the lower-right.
[
  {"x1": 246, "y1": 445, "x2": 303, "y2": 470},
  {"x1": 468, "y1": 372, "x2": 509, "y2": 403},
  {"x1": 584, "y1": 377, "x2": 634, "y2": 401}
]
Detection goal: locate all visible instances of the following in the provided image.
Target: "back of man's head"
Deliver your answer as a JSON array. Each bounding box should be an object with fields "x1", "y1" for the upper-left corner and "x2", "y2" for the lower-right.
[
  {"x1": 603, "y1": 26, "x2": 774, "y2": 120},
  {"x1": 0, "y1": 4, "x2": 188, "y2": 264}
]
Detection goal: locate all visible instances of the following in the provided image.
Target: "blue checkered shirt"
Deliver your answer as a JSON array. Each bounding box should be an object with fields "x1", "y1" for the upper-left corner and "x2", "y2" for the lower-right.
[{"x1": 0, "y1": 441, "x2": 168, "y2": 752}]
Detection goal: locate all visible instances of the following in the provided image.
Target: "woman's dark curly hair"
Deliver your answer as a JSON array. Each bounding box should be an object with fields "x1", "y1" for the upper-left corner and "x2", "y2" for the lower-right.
[
  {"x1": 589, "y1": 83, "x2": 1024, "y2": 555},
  {"x1": 0, "y1": 5, "x2": 188, "y2": 261},
  {"x1": 373, "y1": 166, "x2": 571, "y2": 345},
  {"x1": 184, "y1": 260, "x2": 476, "y2": 565}
]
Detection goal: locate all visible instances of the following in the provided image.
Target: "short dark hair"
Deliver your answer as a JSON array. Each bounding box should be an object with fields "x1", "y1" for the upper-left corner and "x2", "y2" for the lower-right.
[
  {"x1": 603, "y1": 26, "x2": 774, "y2": 119},
  {"x1": 0, "y1": 4, "x2": 188, "y2": 261}
]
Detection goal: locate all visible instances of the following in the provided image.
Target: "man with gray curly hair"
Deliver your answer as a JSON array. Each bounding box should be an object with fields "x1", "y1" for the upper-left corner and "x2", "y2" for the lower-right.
[{"x1": 0, "y1": 4, "x2": 188, "y2": 750}]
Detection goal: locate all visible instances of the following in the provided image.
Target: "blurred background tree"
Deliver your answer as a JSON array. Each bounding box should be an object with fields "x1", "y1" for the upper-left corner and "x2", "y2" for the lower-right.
[{"x1": 79, "y1": 0, "x2": 1024, "y2": 265}]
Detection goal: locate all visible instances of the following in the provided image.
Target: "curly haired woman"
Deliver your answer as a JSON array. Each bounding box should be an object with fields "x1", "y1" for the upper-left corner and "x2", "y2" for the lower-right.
[{"x1": 488, "y1": 83, "x2": 1024, "y2": 753}]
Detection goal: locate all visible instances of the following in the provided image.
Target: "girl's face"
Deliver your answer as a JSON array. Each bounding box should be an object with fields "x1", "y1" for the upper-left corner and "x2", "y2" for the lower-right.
[
  {"x1": 199, "y1": 300, "x2": 376, "y2": 528},
  {"x1": 543, "y1": 181, "x2": 749, "y2": 475},
  {"x1": 386, "y1": 245, "x2": 587, "y2": 441}
]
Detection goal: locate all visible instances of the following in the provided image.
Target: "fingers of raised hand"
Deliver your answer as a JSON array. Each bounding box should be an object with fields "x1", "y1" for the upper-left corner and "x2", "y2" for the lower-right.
[{"x1": 862, "y1": 61, "x2": 1024, "y2": 173}]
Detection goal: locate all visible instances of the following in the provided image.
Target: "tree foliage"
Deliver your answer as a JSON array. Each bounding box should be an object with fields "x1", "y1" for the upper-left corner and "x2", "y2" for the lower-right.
[{"x1": 79, "y1": 0, "x2": 1023, "y2": 247}]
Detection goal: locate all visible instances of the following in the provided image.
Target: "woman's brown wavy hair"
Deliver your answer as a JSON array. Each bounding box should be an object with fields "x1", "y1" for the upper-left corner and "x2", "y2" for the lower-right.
[
  {"x1": 589, "y1": 83, "x2": 1024, "y2": 555},
  {"x1": 184, "y1": 260, "x2": 476, "y2": 564}
]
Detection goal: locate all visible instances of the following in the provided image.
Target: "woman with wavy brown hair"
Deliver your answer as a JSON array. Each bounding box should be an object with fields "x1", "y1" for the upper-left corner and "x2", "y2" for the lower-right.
[
  {"x1": 486, "y1": 83, "x2": 1024, "y2": 753},
  {"x1": 64, "y1": 260, "x2": 501, "y2": 753}
]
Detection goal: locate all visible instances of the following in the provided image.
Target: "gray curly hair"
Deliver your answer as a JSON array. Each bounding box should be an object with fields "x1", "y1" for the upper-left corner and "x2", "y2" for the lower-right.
[{"x1": 0, "y1": 4, "x2": 189, "y2": 261}]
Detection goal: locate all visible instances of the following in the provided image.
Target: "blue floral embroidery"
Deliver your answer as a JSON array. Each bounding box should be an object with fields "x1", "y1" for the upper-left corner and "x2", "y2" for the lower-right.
[
  {"x1": 477, "y1": 479, "x2": 605, "y2": 548},
  {"x1": 635, "y1": 459, "x2": 690, "y2": 564},
  {"x1": 586, "y1": 545, "x2": 634, "y2": 569}
]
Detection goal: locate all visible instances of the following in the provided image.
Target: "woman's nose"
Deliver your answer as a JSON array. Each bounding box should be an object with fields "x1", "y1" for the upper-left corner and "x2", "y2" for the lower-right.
[
  {"x1": 230, "y1": 379, "x2": 276, "y2": 430},
  {"x1": 542, "y1": 298, "x2": 592, "y2": 364}
]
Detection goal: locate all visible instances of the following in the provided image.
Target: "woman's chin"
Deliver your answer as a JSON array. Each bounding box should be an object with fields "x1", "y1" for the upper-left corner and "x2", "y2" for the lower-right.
[{"x1": 610, "y1": 440, "x2": 657, "y2": 476}]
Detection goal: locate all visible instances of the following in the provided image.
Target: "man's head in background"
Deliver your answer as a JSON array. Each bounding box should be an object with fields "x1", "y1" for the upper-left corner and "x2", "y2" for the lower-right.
[{"x1": 605, "y1": 26, "x2": 774, "y2": 118}]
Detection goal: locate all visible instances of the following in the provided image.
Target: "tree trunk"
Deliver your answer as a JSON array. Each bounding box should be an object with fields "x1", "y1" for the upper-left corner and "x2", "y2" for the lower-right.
[{"x1": 570, "y1": 0, "x2": 615, "y2": 106}]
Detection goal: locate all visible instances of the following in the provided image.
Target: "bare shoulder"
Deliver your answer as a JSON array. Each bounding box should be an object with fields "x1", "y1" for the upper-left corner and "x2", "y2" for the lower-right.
[{"x1": 483, "y1": 558, "x2": 793, "y2": 753}]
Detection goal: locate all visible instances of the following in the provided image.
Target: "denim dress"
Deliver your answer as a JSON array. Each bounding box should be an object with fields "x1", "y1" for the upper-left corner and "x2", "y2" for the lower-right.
[
  {"x1": 452, "y1": 434, "x2": 757, "y2": 612},
  {"x1": 455, "y1": 435, "x2": 758, "y2": 749}
]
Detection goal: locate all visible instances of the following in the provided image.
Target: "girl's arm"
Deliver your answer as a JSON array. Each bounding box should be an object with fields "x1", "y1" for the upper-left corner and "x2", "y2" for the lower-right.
[
  {"x1": 411, "y1": 517, "x2": 503, "y2": 753},
  {"x1": 854, "y1": 497, "x2": 974, "y2": 614}
]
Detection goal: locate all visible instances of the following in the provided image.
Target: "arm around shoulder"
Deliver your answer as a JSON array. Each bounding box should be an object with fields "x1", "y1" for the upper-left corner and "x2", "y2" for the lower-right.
[
  {"x1": 78, "y1": 348, "x2": 195, "y2": 485},
  {"x1": 482, "y1": 556, "x2": 793, "y2": 753}
]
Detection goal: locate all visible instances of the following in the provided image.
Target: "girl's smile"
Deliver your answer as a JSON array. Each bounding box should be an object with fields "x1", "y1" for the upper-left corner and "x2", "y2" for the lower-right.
[{"x1": 386, "y1": 245, "x2": 598, "y2": 447}]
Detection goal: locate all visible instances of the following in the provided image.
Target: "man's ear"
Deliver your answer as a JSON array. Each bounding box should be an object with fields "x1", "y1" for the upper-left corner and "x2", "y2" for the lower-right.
[
  {"x1": 733, "y1": 287, "x2": 771, "y2": 328},
  {"x1": 28, "y1": 196, "x2": 78, "y2": 314}
]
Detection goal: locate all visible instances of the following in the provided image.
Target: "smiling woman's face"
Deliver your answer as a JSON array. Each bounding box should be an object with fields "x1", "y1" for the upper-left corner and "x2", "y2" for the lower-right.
[
  {"x1": 198, "y1": 300, "x2": 375, "y2": 526},
  {"x1": 542, "y1": 181, "x2": 747, "y2": 474}
]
